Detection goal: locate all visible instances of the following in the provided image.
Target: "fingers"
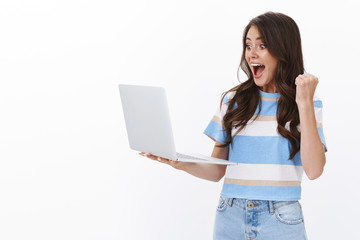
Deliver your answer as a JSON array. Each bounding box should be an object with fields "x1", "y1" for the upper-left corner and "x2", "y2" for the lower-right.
[
  {"x1": 295, "y1": 73, "x2": 318, "y2": 86},
  {"x1": 139, "y1": 152, "x2": 173, "y2": 165}
]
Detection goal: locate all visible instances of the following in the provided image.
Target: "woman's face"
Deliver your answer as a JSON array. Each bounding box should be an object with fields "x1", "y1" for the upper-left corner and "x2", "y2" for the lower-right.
[{"x1": 245, "y1": 26, "x2": 278, "y2": 93}]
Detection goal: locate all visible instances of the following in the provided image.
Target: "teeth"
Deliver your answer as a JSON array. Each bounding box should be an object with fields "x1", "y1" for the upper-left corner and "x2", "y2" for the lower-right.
[{"x1": 251, "y1": 63, "x2": 263, "y2": 67}]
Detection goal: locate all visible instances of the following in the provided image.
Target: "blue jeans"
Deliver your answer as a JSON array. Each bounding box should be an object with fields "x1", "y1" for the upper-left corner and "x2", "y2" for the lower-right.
[{"x1": 213, "y1": 197, "x2": 308, "y2": 240}]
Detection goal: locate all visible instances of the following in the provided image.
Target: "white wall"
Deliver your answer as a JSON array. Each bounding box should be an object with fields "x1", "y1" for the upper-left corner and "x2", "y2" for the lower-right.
[{"x1": 0, "y1": 0, "x2": 358, "y2": 239}]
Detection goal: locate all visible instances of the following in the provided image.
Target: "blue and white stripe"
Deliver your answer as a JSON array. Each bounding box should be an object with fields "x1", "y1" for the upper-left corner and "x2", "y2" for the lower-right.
[{"x1": 204, "y1": 89, "x2": 327, "y2": 200}]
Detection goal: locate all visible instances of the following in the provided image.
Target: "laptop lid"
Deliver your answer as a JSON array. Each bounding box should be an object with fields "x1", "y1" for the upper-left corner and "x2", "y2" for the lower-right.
[{"x1": 118, "y1": 84, "x2": 178, "y2": 160}]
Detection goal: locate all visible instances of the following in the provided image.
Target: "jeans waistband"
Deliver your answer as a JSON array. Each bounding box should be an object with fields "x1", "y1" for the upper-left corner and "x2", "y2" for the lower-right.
[{"x1": 224, "y1": 197, "x2": 299, "y2": 213}]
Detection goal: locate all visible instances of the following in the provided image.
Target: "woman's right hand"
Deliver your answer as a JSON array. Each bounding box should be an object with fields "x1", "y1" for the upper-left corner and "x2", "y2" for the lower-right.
[
  {"x1": 139, "y1": 141, "x2": 228, "y2": 182},
  {"x1": 139, "y1": 152, "x2": 185, "y2": 170}
]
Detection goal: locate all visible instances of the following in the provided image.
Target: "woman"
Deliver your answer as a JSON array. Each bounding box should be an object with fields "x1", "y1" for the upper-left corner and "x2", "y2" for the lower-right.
[{"x1": 140, "y1": 11, "x2": 327, "y2": 240}]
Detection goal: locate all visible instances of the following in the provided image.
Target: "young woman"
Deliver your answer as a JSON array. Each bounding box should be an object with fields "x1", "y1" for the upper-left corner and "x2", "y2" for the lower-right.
[{"x1": 140, "y1": 11, "x2": 327, "y2": 240}]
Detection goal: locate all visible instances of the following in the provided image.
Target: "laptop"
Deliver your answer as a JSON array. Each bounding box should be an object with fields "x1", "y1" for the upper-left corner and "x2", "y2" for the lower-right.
[{"x1": 118, "y1": 84, "x2": 237, "y2": 165}]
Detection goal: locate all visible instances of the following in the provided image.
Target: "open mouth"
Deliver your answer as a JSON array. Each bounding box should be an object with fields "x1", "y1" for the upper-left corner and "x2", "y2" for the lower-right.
[{"x1": 251, "y1": 63, "x2": 265, "y2": 79}]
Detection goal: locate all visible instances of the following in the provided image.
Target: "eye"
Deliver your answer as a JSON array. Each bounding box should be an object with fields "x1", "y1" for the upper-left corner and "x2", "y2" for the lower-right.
[
  {"x1": 260, "y1": 44, "x2": 266, "y2": 49},
  {"x1": 245, "y1": 44, "x2": 252, "y2": 50}
]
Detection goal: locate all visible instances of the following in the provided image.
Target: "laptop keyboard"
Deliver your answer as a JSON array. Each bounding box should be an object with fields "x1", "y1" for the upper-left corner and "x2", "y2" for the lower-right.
[{"x1": 176, "y1": 153, "x2": 209, "y2": 161}]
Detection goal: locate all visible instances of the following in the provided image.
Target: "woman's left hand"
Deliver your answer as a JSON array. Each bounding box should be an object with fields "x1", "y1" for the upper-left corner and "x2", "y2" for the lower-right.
[{"x1": 295, "y1": 73, "x2": 318, "y2": 105}]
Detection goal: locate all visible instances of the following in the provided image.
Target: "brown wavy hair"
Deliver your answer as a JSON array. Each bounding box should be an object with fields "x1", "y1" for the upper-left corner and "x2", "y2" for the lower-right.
[{"x1": 219, "y1": 12, "x2": 303, "y2": 160}]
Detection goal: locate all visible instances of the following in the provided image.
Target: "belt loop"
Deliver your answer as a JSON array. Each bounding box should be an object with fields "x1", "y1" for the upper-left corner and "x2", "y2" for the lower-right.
[
  {"x1": 227, "y1": 198, "x2": 234, "y2": 207},
  {"x1": 269, "y1": 201, "x2": 275, "y2": 214}
]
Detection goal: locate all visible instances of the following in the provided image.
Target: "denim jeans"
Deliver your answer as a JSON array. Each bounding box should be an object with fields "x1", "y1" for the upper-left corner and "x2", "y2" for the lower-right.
[{"x1": 213, "y1": 197, "x2": 308, "y2": 240}]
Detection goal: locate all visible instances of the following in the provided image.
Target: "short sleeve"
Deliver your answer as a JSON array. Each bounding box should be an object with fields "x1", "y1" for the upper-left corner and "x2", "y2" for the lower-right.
[
  {"x1": 314, "y1": 96, "x2": 328, "y2": 152},
  {"x1": 203, "y1": 92, "x2": 234, "y2": 144}
]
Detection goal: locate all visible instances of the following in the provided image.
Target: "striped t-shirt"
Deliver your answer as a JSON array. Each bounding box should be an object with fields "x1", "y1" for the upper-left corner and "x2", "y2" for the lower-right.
[{"x1": 204, "y1": 88, "x2": 327, "y2": 201}]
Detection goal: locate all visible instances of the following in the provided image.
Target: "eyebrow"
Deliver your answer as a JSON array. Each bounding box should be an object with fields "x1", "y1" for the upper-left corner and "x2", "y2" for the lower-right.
[{"x1": 246, "y1": 37, "x2": 263, "y2": 41}]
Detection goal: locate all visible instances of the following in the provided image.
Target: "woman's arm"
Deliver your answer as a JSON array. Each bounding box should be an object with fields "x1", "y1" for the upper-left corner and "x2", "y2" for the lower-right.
[
  {"x1": 295, "y1": 73, "x2": 326, "y2": 180},
  {"x1": 139, "y1": 141, "x2": 229, "y2": 182}
]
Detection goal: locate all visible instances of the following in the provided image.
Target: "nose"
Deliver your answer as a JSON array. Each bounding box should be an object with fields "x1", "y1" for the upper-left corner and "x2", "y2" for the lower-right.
[{"x1": 249, "y1": 47, "x2": 258, "y2": 58}]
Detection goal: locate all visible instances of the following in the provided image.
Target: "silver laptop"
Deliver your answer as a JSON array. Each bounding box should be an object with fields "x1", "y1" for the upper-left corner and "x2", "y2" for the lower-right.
[{"x1": 118, "y1": 84, "x2": 237, "y2": 165}]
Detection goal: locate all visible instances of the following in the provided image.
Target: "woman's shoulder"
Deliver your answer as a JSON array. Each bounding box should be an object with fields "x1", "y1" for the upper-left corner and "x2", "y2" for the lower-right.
[
  {"x1": 221, "y1": 90, "x2": 236, "y2": 105},
  {"x1": 313, "y1": 95, "x2": 323, "y2": 108}
]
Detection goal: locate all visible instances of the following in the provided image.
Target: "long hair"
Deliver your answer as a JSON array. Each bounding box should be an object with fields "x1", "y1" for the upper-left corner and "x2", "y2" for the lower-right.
[{"x1": 220, "y1": 12, "x2": 303, "y2": 160}]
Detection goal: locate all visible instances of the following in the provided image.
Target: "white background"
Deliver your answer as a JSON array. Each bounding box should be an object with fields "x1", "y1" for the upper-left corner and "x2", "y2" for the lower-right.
[{"x1": 0, "y1": 0, "x2": 359, "y2": 239}]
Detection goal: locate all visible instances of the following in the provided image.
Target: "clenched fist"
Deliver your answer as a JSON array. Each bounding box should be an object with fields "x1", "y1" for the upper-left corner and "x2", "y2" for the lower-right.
[{"x1": 295, "y1": 73, "x2": 318, "y2": 105}]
